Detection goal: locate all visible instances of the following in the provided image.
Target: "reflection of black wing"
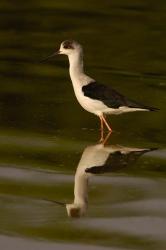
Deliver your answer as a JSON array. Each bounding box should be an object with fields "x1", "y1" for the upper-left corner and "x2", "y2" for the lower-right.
[
  {"x1": 82, "y1": 81, "x2": 159, "y2": 111},
  {"x1": 85, "y1": 148, "x2": 156, "y2": 174}
]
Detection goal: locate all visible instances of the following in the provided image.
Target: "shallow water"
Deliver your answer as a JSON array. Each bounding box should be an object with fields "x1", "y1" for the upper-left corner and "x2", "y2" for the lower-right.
[{"x1": 0, "y1": 0, "x2": 166, "y2": 250}]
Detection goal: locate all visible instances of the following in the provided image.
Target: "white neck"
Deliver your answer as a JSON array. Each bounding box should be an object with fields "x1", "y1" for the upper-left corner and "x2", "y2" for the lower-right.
[
  {"x1": 69, "y1": 51, "x2": 84, "y2": 77},
  {"x1": 65, "y1": 162, "x2": 89, "y2": 217},
  {"x1": 74, "y1": 172, "x2": 88, "y2": 206},
  {"x1": 68, "y1": 51, "x2": 94, "y2": 88}
]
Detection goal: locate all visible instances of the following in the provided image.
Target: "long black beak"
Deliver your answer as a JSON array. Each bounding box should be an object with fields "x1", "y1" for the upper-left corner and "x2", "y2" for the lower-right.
[
  {"x1": 44, "y1": 198, "x2": 66, "y2": 207},
  {"x1": 40, "y1": 50, "x2": 60, "y2": 63}
]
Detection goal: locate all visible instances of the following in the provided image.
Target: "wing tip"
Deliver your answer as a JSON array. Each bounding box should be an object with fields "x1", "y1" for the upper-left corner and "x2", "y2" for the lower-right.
[{"x1": 148, "y1": 107, "x2": 160, "y2": 112}]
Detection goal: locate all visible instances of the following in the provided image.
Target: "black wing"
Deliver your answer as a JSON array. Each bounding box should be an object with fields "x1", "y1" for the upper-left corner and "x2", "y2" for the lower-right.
[
  {"x1": 82, "y1": 81, "x2": 158, "y2": 111},
  {"x1": 85, "y1": 148, "x2": 157, "y2": 174}
]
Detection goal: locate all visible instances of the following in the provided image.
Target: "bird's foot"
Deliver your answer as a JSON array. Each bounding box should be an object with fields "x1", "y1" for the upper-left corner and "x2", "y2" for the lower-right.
[
  {"x1": 99, "y1": 137, "x2": 104, "y2": 144},
  {"x1": 98, "y1": 131, "x2": 112, "y2": 145}
]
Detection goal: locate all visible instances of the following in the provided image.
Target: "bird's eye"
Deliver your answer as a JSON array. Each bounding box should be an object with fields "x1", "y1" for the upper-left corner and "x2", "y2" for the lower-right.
[
  {"x1": 63, "y1": 41, "x2": 74, "y2": 49},
  {"x1": 63, "y1": 45, "x2": 70, "y2": 49},
  {"x1": 63, "y1": 44, "x2": 73, "y2": 49}
]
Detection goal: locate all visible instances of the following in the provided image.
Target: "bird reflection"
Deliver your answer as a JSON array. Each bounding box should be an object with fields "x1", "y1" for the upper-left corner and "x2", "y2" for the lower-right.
[{"x1": 65, "y1": 136, "x2": 156, "y2": 218}]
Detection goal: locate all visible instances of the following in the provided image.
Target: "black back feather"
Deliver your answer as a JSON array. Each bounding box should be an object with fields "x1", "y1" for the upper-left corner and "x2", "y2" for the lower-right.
[
  {"x1": 82, "y1": 81, "x2": 159, "y2": 111},
  {"x1": 85, "y1": 148, "x2": 157, "y2": 174}
]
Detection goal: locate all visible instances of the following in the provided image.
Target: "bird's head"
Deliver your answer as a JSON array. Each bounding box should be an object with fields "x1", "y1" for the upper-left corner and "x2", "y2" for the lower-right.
[
  {"x1": 66, "y1": 203, "x2": 87, "y2": 218},
  {"x1": 41, "y1": 40, "x2": 83, "y2": 62},
  {"x1": 59, "y1": 40, "x2": 83, "y2": 56}
]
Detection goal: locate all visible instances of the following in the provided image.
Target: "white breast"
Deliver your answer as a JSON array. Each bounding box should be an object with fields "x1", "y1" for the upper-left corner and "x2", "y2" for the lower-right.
[
  {"x1": 71, "y1": 76, "x2": 108, "y2": 116},
  {"x1": 68, "y1": 53, "x2": 114, "y2": 116}
]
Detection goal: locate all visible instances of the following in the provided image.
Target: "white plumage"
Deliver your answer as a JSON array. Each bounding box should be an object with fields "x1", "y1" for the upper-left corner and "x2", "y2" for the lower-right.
[
  {"x1": 43, "y1": 40, "x2": 158, "y2": 141},
  {"x1": 66, "y1": 142, "x2": 154, "y2": 217}
]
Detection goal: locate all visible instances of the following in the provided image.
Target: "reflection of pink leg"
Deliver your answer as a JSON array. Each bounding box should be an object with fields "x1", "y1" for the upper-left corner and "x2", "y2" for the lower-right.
[
  {"x1": 102, "y1": 115, "x2": 112, "y2": 132},
  {"x1": 102, "y1": 132, "x2": 112, "y2": 145}
]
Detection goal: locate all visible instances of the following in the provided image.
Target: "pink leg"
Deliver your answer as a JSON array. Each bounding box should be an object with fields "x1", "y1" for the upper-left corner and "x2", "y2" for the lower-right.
[
  {"x1": 100, "y1": 116, "x2": 104, "y2": 131},
  {"x1": 99, "y1": 116, "x2": 104, "y2": 143},
  {"x1": 102, "y1": 115, "x2": 112, "y2": 132}
]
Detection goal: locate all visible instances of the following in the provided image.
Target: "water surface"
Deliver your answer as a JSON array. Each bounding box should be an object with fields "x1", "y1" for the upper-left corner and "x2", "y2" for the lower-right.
[{"x1": 0, "y1": 1, "x2": 166, "y2": 250}]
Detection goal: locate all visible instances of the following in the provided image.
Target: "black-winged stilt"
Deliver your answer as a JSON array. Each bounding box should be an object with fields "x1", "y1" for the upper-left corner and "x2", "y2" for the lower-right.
[{"x1": 42, "y1": 40, "x2": 159, "y2": 141}]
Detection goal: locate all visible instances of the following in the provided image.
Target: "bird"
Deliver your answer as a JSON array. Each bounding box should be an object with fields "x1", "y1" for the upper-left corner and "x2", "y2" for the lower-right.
[
  {"x1": 40, "y1": 133, "x2": 157, "y2": 218},
  {"x1": 66, "y1": 140, "x2": 156, "y2": 217},
  {"x1": 43, "y1": 131, "x2": 156, "y2": 217},
  {"x1": 42, "y1": 40, "x2": 159, "y2": 141}
]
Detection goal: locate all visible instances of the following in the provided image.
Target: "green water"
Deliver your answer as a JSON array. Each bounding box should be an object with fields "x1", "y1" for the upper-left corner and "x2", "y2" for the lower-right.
[{"x1": 0, "y1": 0, "x2": 166, "y2": 249}]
